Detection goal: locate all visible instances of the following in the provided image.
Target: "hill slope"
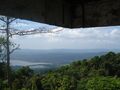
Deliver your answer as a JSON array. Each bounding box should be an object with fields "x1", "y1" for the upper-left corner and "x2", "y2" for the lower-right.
[{"x1": 1, "y1": 52, "x2": 120, "y2": 90}]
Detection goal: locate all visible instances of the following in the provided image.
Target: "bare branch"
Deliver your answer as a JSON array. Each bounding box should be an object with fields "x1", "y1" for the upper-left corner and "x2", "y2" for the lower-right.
[
  {"x1": 0, "y1": 17, "x2": 7, "y2": 23},
  {"x1": 0, "y1": 29, "x2": 5, "y2": 31},
  {"x1": 8, "y1": 27, "x2": 63, "y2": 36},
  {"x1": 9, "y1": 18, "x2": 16, "y2": 23},
  {"x1": 10, "y1": 44, "x2": 20, "y2": 54},
  {"x1": 1, "y1": 54, "x2": 7, "y2": 62}
]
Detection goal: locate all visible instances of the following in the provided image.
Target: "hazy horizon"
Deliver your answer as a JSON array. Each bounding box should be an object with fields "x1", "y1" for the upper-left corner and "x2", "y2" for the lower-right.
[{"x1": 11, "y1": 49, "x2": 108, "y2": 66}]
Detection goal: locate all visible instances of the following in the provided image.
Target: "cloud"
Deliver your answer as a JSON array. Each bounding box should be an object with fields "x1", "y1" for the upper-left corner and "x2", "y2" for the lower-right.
[
  {"x1": 9, "y1": 19, "x2": 57, "y2": 31},
  {"x1": 14, "y1": 26, "x2": 120, "y2": 41},
  {"x1": 11, "y1": 25, "x2": 120, "y2": 49},
  {"x1": 4, "y1": 17, "x2": 120, "y2": 49}
]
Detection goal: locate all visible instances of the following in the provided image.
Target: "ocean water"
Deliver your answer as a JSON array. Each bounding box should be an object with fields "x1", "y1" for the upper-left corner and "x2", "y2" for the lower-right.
[{"x1": 10, "y1": 49, "x2": 107, "y2": 66}]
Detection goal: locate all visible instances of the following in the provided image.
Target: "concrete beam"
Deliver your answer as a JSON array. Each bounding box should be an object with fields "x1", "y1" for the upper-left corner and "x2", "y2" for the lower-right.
[{"x1": 0, "y1": 0, "x2": 120, "y2": 28}]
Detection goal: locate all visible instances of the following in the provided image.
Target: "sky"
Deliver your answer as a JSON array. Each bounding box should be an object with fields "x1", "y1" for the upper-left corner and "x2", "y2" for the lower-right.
[{"x1": 1, "y1": 17, "x2": 120, "y2": 50}]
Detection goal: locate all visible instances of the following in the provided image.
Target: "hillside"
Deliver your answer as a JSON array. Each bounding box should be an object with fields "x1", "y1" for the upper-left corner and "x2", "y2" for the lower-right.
[
  {"x1": 0, "y1": 52, "x2": 120, "y2": 90},
  {"x1": 41, "y1": 52, "x2": 120, "y2": 90}
]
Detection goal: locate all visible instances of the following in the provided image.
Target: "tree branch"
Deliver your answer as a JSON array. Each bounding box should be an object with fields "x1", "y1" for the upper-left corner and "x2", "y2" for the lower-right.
[
  {"x1": 9, "y1": 18, "x2": 16, "y2": 23},
  {"x1": 10, "y1": 44, "x2": 20, "y2": 54},
  {"x1": 0, "y1": 17, "x2": 7, "y2": 23}
]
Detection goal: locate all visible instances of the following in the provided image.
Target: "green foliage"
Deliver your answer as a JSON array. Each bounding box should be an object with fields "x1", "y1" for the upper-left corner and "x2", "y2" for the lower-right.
[
  {"x1": 41, "y1": 73, "x2": 77, "y2": 90},
  {"x1": 1, "y1": 52, "x2": 120, "y2": 90},
  {"x1": 77, "y1": 77, "x2": 120, "y2": 90},
  {"x1": 0, "y1": 37, "x2": 6, "y2": 61},
  {"x1": 15, "y1": 66, "x2": 34, "y2": 78},
  {"x1": 26, "y1": 75, "x2": 44, "y2": 90},
  {"x1": 0, "y1": 79, "x2": 3, "y2": 90},
  {"x1": 0, "y1": 63, "x2": 6, "y2": 80},
  {"x1": 0, "y1": 37, "x2": 6, "y2": 45},
  {"x1": 41, "y1": 52, "x2": 120, "y2": 90}
]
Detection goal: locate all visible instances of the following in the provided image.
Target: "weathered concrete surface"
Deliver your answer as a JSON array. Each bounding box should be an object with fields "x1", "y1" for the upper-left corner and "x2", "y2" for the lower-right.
[{"x1": 0, "y1": 0, "x2": 120, "y2": 28}]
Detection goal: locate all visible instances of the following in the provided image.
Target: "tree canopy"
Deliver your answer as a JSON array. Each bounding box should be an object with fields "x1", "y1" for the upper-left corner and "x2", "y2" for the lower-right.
[{"x1": 1, "y1": 51, "x2": 120, "y2": 90}]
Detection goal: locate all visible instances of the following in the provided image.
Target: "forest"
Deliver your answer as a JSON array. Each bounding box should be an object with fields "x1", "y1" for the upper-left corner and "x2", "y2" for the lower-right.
[{"x1": 0, "y1": 51, "x2": 120, "y2": 90}]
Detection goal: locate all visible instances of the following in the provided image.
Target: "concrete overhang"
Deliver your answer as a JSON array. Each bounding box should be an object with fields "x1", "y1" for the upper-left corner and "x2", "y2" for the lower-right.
[{"x1": 0, "y1": 0, "x2": 120, "y2": 28}]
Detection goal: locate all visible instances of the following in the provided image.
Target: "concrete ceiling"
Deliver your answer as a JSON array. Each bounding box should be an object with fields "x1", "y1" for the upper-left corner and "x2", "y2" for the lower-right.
[{"x1": 0, "y1": 0, "x2": 120, "y2": 28}]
